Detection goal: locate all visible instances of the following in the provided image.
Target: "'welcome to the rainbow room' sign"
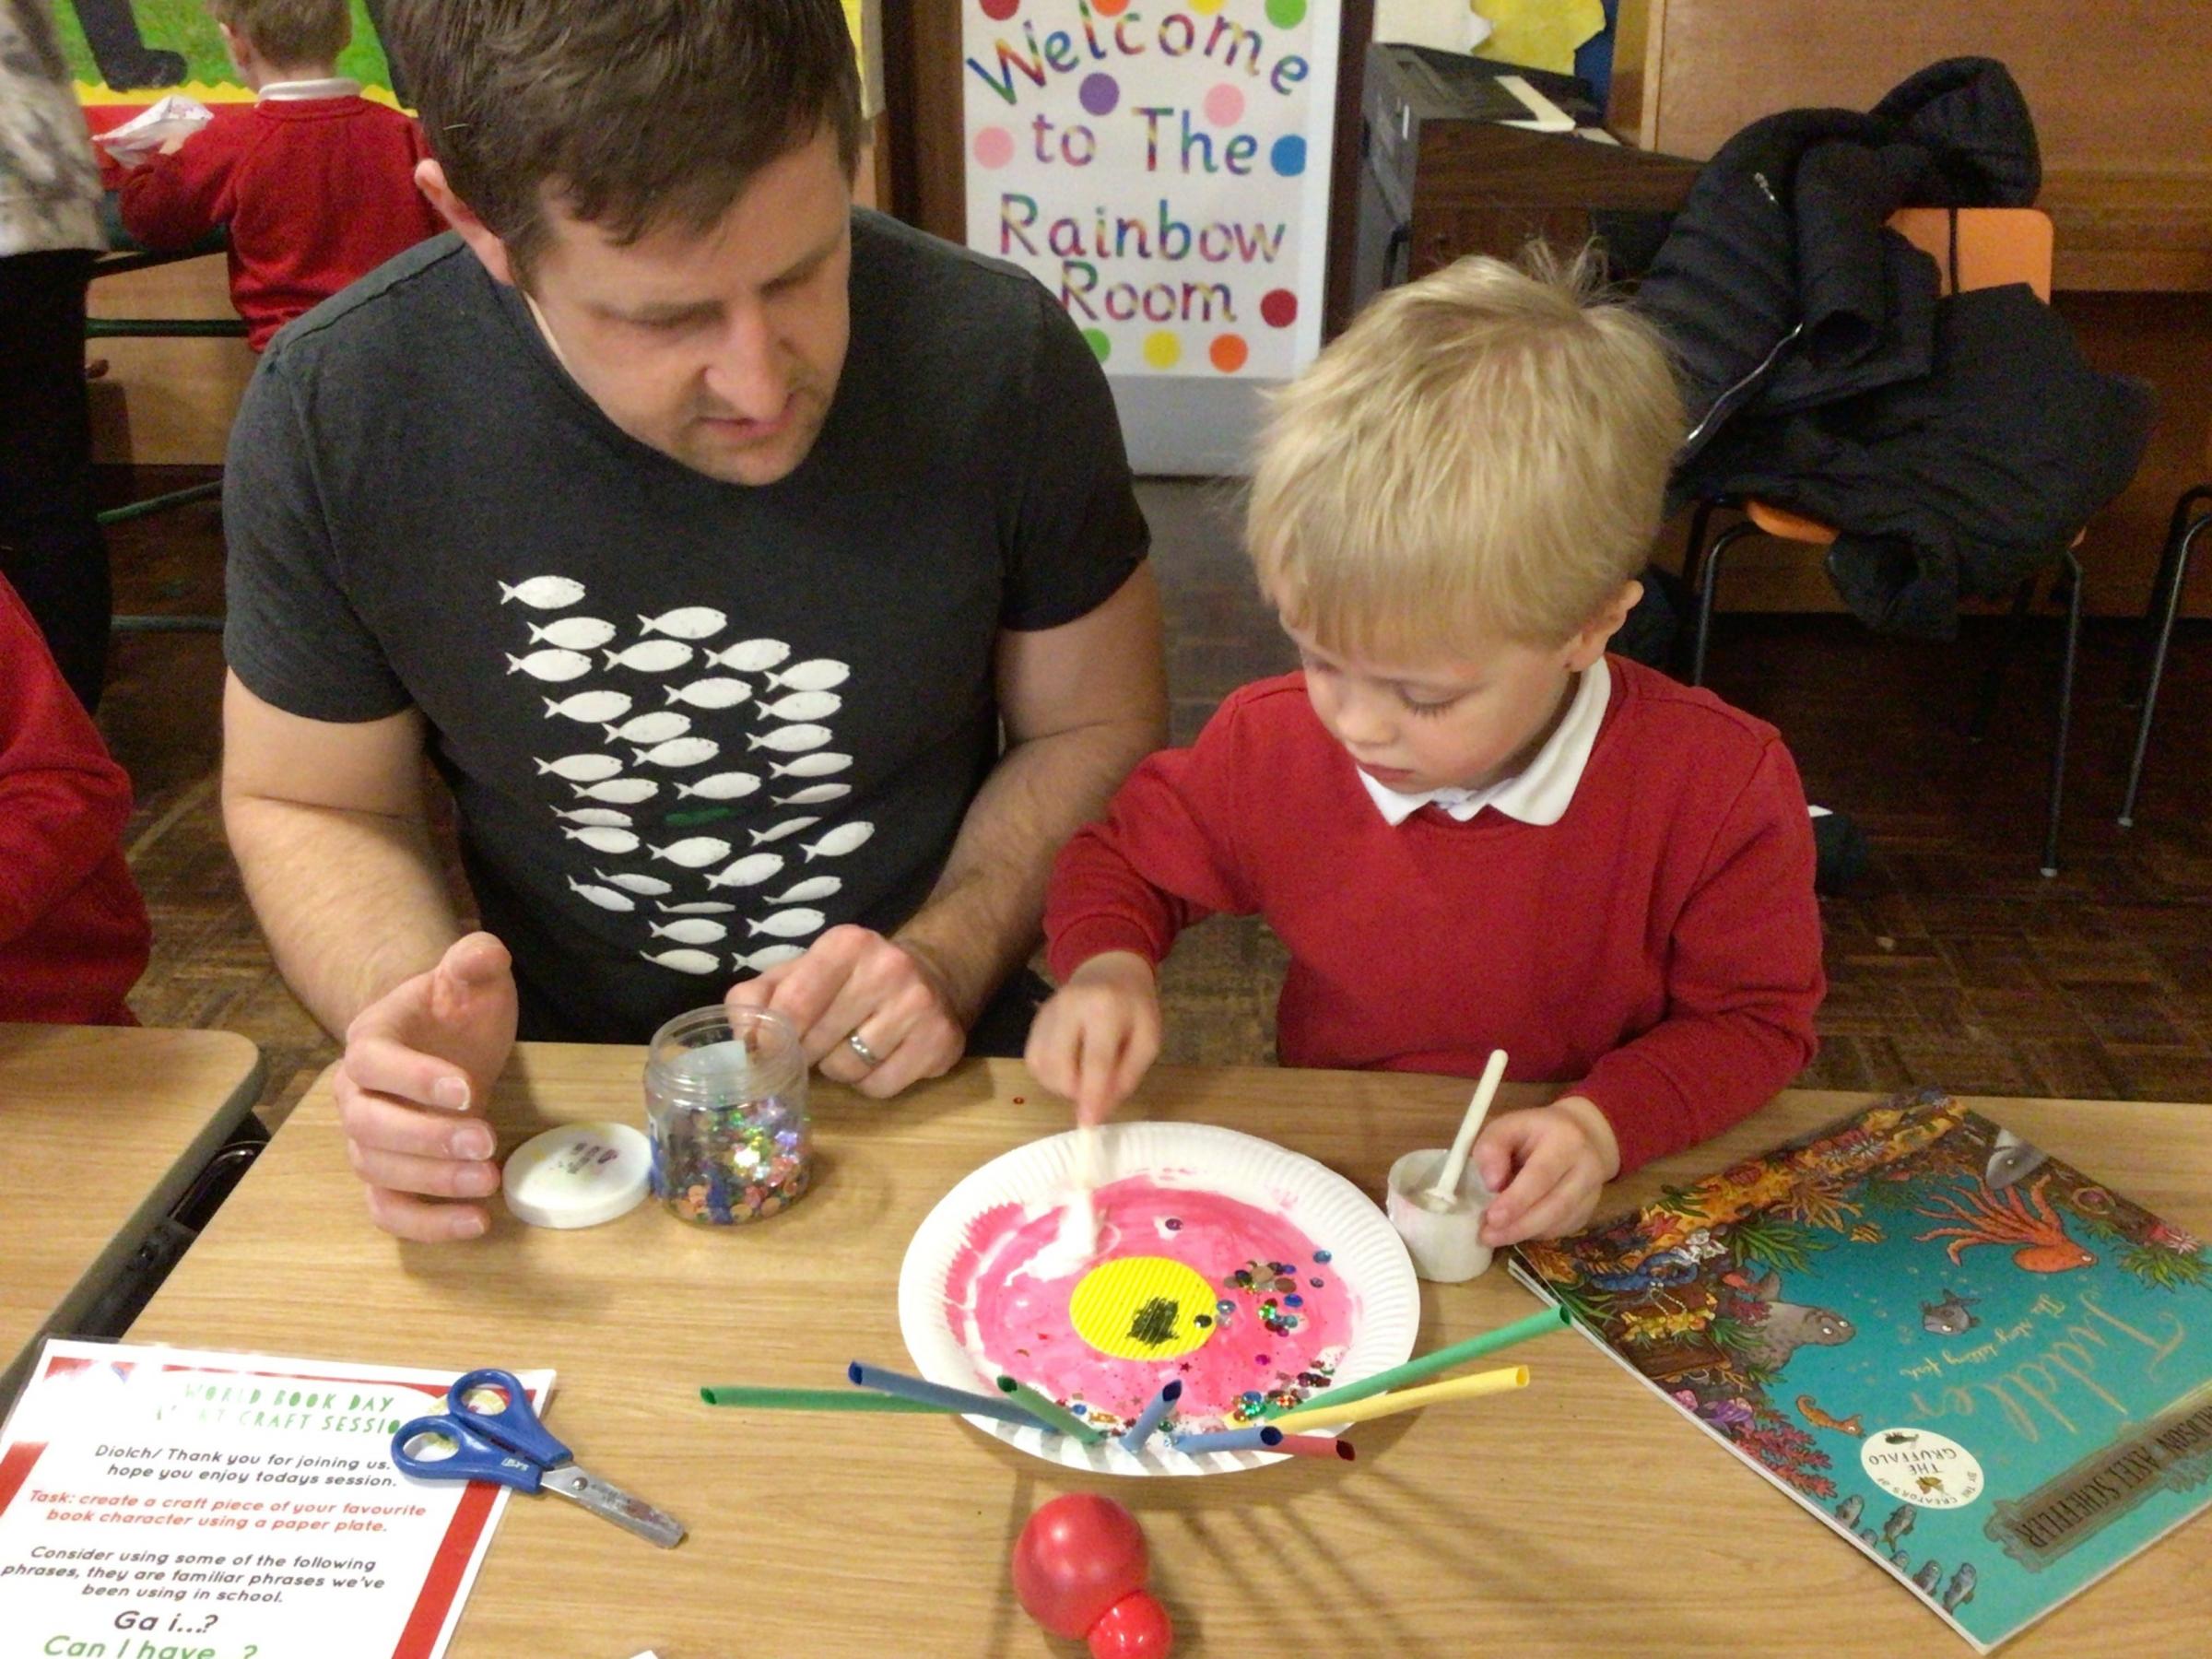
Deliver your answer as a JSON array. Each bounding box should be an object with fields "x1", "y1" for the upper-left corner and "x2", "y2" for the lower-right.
[{"x1": 964, "y1": 0, "x2": 1340, "y2": 381}]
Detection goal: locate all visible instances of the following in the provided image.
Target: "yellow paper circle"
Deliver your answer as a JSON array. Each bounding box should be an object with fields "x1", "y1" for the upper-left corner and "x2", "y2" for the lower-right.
[
  {"x1": 1142, "y1": 331, "x2": 1182, "y2": 370},
  {"x1": 1068, "y1": 1255, "x2": 1218, "y2": 1359}
]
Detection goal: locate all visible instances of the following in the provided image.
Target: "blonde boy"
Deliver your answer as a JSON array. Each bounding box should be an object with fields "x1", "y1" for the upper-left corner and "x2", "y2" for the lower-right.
[{"x1": 1030, "y1": 252, "x2": 1825, "y2": 1246}]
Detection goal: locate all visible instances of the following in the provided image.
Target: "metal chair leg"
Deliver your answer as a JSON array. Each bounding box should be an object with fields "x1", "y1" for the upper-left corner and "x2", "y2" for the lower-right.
[
  {"x1": 1971, "y1": 577, "x2": 2037, "y2": 742},
  {"x1": 2124, "y1": 484, "x2": 2210, "y2": 708},
  {"x1": 85, "y1": 317, "x2": 249, "y2": 339},
  {"x1": 1677, "y1": 500, "x2": 1717, "y2": 677},
  {"x1": 1681, "y1": 499, "x2": 1719, "y2": 583},
  {"x1": 111, "y1": 614, "x2": 223, "y2": 634},
  {"x1": 1689, "y1": 521, "x2": 1758, "y2": 688},
  {"x1": 2119, "y1": 509, "x2": 2207, "y2": 828},
  {"x1": 2042, "y1": 547, "x2": 2084, "y2": 878},
  {"x1": 96, "y1": 477, "x2": 222, "y2": 528},
  {"x1": 100, "y1": 474, "x2": 227, "y2": 634}
]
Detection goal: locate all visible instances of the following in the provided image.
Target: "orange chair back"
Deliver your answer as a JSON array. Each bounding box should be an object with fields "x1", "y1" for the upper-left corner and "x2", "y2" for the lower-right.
[
  {"x1": 1887, "y1": 207, "x2": 2053, "y2": 303},
  {"x1": 1742, "y1": 206, "x2": 2059, "y2": 547}
]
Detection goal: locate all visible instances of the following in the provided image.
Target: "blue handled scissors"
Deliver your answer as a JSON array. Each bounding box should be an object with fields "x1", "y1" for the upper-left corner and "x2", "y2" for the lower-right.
[{"x1": 390, "y1": 1367, "x2": 685, "y2": 1548}]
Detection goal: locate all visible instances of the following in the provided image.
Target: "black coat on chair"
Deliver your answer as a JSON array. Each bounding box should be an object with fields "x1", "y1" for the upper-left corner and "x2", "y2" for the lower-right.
[{"x1": 1637, "y1": 57, "x2": 2150, "y2": 639}]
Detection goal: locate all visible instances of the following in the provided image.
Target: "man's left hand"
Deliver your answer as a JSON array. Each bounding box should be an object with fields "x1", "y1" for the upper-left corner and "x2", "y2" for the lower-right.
[{"x1": 724, "y1": 924, "x2": 967, "y2": 1099}]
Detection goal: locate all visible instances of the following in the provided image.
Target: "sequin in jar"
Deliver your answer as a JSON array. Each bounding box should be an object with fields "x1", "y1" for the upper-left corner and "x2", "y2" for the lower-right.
[{"x1": 644, "y1": 1006, "x2": 812, "y2": 1225}]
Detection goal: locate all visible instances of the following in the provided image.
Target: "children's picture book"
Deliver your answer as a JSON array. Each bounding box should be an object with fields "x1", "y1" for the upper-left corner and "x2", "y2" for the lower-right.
[{"x1": 1509, "y1": 1088, "x2": 2212, "y2": 1653}]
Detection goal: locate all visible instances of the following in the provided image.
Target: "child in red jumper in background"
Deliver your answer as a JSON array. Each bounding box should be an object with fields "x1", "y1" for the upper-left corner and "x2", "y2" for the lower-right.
[
  {"x1": 1029, "y1": 252, "x2": 1826, "y2": 1247},
  {"x1": 0, "y1": 572, "x2": 150, "y2": 1025},
  {"x1": 118, "y1": 0, "x2": 441, "y2": 351}
]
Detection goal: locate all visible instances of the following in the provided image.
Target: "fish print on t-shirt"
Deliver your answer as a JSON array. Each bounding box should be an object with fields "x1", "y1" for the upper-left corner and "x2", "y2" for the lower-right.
[{"x1": 502, "y1": 575, "x2": 864, "y2": 980}]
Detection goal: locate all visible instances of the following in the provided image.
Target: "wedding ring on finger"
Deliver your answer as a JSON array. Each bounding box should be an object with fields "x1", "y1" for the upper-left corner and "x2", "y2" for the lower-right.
[{"x1": 845, "y1": 1030, "x2": 885, "y2": 1069}]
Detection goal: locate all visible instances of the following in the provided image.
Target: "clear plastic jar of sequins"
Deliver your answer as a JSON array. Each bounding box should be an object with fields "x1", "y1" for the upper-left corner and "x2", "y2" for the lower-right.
[{"x1": 643, "y1": 1006, "x2": 812, "y2": 1225}]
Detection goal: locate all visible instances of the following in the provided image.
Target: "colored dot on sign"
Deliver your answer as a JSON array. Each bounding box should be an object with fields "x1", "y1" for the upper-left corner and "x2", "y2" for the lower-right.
[
  {"x1": 972, "y1": 126, "x2": 1015, "y2": 169},
  {"x1": 1143, "y1": 331, "x2": 1182, "y2": 369},
  {"x1": 980, "y1": 0, "x2": 1020, "y2": 19},
  {"x1": 1266, "y1": 0, "x2": 1309, "y2": 24},
  {"x1": 1081, "y1": 327, "x2": 1111, "y2": 363},
  {"x1": 1260, "y1": 288, "x2": 1298, "y2": 328},
  {"x1": 1079, "y1": 73, "x2": 1120, "y2": 117},
  {"x1": 1190, "y1": 0, "x2": 1225, "y2": 12},
  {"x1": 1092, "y1": 0, "x2": 1130, "y2": 13},
  {"x1": 1270, "y1": 135, "x2": 1307, "y2": 177},
  {"x1": 1209, "y1": 334, "x2": 1249, "y2": 373},
  {"x1": 1204, "y1": 84, "x2": 1245, "y2": 127}
]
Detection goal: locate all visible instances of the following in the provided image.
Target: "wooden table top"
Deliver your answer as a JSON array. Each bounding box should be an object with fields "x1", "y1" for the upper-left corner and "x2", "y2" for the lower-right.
[
  {"x1": 128, "y1": 1049, "x2": 2211, "y2": 1657},
  {"x1": 1, "y1": 1022, "x2": 265, "y2": 1406}
]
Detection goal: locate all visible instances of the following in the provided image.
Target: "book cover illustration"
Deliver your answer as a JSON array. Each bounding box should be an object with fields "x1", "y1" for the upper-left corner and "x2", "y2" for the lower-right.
[{"x1": 1509, "y1": 1088, "x2": 2212, "y2": 1653}]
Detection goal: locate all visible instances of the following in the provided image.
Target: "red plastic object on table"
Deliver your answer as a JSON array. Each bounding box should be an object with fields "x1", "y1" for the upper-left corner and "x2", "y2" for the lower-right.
[
  {"x1": 1086, "y1": 1588, "x2": 1173, "y2": 1657},
  {"x1": 1011, "y1": 1493, "x2": 1174, "y2": 1654}
]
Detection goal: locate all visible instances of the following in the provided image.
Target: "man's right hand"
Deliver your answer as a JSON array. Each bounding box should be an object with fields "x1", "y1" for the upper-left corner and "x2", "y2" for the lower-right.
[{"x1": 335, "y1": 932, "x2": 519, "y2": 1241}]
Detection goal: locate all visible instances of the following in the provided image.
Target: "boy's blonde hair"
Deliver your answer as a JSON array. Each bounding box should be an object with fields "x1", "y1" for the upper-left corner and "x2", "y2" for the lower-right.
[
  {"x1": 1248, "y1": 246, "x2": 1684, "y2": 659},
  {"x1": 208, "y1": 0, "x2": 348, "y2": 67}
]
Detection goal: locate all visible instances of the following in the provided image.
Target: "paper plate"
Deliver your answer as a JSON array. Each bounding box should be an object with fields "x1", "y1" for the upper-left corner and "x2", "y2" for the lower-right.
[{"x1": 897, "y1": 1122, "x2": 1417, "y2": 1476}]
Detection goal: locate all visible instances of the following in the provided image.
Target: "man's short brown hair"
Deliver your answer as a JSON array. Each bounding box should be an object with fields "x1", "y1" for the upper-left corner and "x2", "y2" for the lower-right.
[
  {"x1": 384, "y1": 0, "x2": 863, "y2": 283},
  {"x1": 207, "y1": 0, "x2": 349, "y2": 67}
]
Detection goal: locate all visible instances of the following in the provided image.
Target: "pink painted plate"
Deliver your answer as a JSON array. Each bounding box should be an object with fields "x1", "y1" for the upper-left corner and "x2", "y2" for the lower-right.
[{"x1": 897, "y1": 1122, "x2": 1417, "y2": 1476}]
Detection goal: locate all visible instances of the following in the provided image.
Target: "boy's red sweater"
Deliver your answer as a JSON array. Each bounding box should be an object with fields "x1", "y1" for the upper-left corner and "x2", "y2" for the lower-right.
[
  {"x1": 1045, "y1": 659, "x2": 1826, "y2": 1174},
  {"x1": 119, "y1": 93, "x2": 442, "y2": 351},
  {"x1": 0, "y1": 580, "x2": 149, "y2": 1025}
]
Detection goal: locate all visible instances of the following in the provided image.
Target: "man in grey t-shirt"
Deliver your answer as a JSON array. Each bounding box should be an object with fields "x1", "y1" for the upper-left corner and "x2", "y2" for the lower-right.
[{"x1": 222, "y1": 0, "x2": 1165, "y2": 1241}]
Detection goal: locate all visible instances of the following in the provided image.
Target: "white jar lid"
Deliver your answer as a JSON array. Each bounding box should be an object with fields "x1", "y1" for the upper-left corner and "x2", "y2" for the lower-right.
[{"x1": 502, "y1": 1122, "x2": 652, "y2": 1230}]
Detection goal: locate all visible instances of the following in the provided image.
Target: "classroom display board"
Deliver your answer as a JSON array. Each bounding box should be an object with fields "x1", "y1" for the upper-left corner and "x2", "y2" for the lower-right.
[
  {"x1": 842, "y1": 0, "x2": 885, "y2": 117},
  {"x1": 55, "y1": 0, "x2": 402, "y2": 110},
  {"x1": 58, "y1": 1, "x2": 880, "y2": 118},
  {"x1": 961, "y1": 1, "x2": 1341, "y2": 471},
  {"x1": 962, "y1": 0, "x2": 1339, "y2": 381}
]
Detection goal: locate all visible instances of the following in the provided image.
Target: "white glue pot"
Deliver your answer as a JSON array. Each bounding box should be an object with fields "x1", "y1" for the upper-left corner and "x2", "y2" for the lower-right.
[{"x1": 1385, "y1": 1148, "x2": 1495, "y2": 1283}]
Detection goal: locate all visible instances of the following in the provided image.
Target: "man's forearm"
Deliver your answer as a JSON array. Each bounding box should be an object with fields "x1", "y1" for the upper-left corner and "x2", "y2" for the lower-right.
[
  {"x1": 223, "y1": 794, "x2": 465, "y2": 1036},
  {"x1": 894, "y1": 712, "x2": 1162, "y2": 1025}
]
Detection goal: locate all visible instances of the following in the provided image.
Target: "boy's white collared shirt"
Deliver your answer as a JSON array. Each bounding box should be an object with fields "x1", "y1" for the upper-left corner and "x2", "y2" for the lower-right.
[
  {"x1": 1356, "y1": 657, "x2": 1611, "y2": 827},
  {"x1": 257, "y1": 77, "x2": 362, "y2": 101}
]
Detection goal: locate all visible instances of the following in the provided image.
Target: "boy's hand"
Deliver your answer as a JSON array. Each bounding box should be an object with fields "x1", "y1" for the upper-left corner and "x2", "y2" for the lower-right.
[
  {"x1": 1024, "y1": 951, "x2": 1161, "y2": 1126},
  {"x1": 1472, "y1": 1096, "x2": 1621, "y2": 1246}
]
